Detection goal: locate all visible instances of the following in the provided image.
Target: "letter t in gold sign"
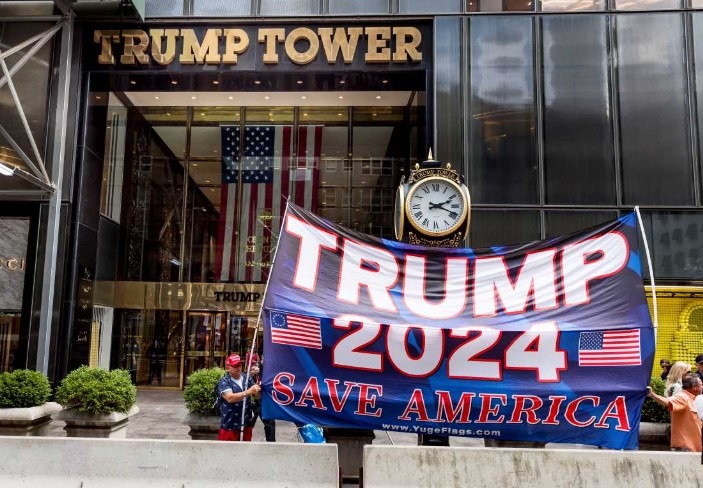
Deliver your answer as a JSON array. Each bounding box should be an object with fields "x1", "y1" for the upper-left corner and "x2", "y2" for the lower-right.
[{"x1": 94, "y1": 30, "x2": 120, "y2": 65}]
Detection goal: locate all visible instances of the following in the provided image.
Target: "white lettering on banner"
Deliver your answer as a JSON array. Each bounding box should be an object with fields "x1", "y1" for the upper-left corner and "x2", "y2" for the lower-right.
[
  {"x1": 337, "y1": 240, "x2": 399, "y2": 312},
  {"x1": 561, "y1": 232, "x2": 629, "y2": 307},
  {"x1": 473, "y1": 249, "x2": 558, "y2": 317},
  {"x1": 403, "y1": 256, "x2": 468, "y2": 319},
  {"x1": 283, "y1": 216, "x2": 630, "y2": 318},
  {"x1": 330, "y1": 316, "x2": 567, "y2": 382},
  {"x1": 285, "y1": 215, "x2": 338, "y2": 291}
]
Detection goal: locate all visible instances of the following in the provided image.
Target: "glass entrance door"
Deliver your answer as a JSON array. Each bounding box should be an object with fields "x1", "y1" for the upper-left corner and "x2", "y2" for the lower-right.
[{"x1": 184, "y1": 311, "x2": 228, "y2": 377}]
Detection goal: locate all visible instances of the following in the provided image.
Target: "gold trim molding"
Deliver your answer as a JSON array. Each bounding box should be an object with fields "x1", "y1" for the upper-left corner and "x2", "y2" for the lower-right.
[{"x1": 94, "y1": 281, "x2": 265, "y2": 313}]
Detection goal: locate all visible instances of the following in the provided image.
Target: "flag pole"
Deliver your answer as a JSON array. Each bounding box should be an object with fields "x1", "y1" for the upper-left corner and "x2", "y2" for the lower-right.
[
  {"x1": 634, "y1": 206, "x2": 658, "y2": 343},
  {"x1": 240, "y1": 198, "x2": 291, "y2": 439}
]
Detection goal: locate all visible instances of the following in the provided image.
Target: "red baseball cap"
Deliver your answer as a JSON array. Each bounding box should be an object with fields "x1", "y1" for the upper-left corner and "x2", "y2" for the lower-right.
[{"x1": 225, "y1": 354, "x2": 242, "y2": 367}]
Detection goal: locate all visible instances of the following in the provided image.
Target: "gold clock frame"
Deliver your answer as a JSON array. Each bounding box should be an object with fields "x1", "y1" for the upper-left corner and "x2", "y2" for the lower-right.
[
  {"x1": 404, "y1": 176, "x2": 469, "y2": 238},
  {"x1": 394, "y1": 183, "x2": 405, "y2": 241}
]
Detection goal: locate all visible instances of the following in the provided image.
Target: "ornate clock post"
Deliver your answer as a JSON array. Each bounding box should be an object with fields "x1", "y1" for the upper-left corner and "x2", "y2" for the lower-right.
[
  {"x1": 395, "y1": 150, "x2": 471, "y2": 446},
  {"x1": 395, "y1": 150, "x2": 471, "y2": 247}
]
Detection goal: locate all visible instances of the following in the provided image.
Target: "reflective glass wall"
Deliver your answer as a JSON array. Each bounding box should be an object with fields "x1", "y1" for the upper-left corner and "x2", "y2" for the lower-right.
[{"x1": 433, "y1": 12, "x2": 703, "y2": 282}]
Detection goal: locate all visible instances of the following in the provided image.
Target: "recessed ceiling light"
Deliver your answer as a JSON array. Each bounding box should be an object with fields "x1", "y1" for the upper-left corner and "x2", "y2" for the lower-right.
[
  {"x1": 205, "y1": 180, "x2": 211, "y2": 183},
  {"x1": 154, "y1": 96, "x2": 159, "y2": 100},
  {"x1": 213, "y1": 80, "x2": 219, "y2": 85},
  {"x1": 210, "y1": 188, "x2": 215, "y2": 192},
  {"x1": 213, "y1": 149, "x2": 218, "y2": 153},
  {"x1": 376, "y1": 95, "x2": 382, "y2": 99},
  {"x1": 338, "y1": 96, "x2": 343, "y2": 99},
  {"x1": 382, "y1": 79, "x2": 389, "y2": 84},
  {"x1": 228, "y1": 96, "x2": 233, "y2": 100},
  {"x1": 301, "y1": 96, "x2": 306, "y2": 99},
  {"x1": 95, "y1": 95, "x2": 101, "y2": 100},
  {"x1": 303, "y1": 113, "x2": 308, "y2": 117},
  {"x1": 264, "y1": 96, "x2": 270, "y2": 100},
  {"x1": 200, "y1": 113, "x2": 205, "y2": 116},
  {"x1": 297, "y1": 80, "x2": 303, "y2": 85},
  {"x1": 337, "y1": 113, "x2": 343, "y2": 116},
  {"x1": 191, "y1": 96, "x2": 197, "y2": 100},
  {"x1": 269, "y1": 112, "x2": 273, "y2": 116},
  {"x1": 339, "y1": 80, "x2": 346, "y2": 85},
  {"x1": 166, "y1": 112, "x2": 171, "y2": 116},
  {"x1": 373, "y1": 113, "x2": 377, "y2": 117},
  {"x1": 254, "y1": 80, "x2": 261, "y2": 85},
  {"x1": 171, "y1": 80, "x2": 178, "y2": 85},
  {"x1": 130, "y1": 80, "x2": 136, "y2": 85},
  {"x1": 192, "y1": 163, "x2": 199, "y2": 167}
]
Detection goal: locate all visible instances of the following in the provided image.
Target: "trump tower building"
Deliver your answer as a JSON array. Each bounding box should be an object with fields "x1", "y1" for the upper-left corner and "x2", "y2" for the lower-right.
[{"x1": 1, "y1": 0, "x2": 703, "y2": 387}]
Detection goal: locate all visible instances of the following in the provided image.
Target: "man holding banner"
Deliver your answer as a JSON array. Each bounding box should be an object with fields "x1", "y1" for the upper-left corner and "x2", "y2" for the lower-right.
[{"x1": 259, "y1": 203, "x2": 654, "y2": 450}]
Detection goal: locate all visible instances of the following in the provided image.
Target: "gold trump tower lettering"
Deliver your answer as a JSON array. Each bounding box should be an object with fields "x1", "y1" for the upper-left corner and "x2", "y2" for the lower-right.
[{"x1": 94, "y1": 27, "x2": 423, "y2": 65}]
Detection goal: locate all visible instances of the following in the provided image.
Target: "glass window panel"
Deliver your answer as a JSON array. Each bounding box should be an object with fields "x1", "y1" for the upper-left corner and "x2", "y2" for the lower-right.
[
  {"x1": 469, "y1": 210, "x2": 541, "y2": 248},
  {"x1": 542, "y1": 16, "x2": 615, "y2": 205},
  {"x1": 505, "y1": 0, "x2": 534, "y2": 10},
  {"x1": 692, "y1": 13, "x2": 703, "y2": 197},
  {"x1": 545, "y1": 210, "x2": 619, "y2": 238},
  {"x1": 329, "y1": 0, "x2": 390, "y2": 14},
  {"x1": 145, "y1": 0, "x2": 184, "y2": 17},
  {"x1": 640, "y1": 212, "x2": 703, "y2": 280},
  {"x1": 193, "y1": 0, "x2": 251, "y2": 16},
  {"x1": 469, "y1": 17, "x2": 538, "y2": 204},
  {"x1": 100, "y1": 93, "x2": 128, "y2": 221},
  {"x1": 617, "y1": 14, "x2": 693, "y2": 205},
  {"x1": 260, "y1": 0, "x2": 320, "y2": 15},
  {"x1": 0, "y1": 22, "x2": 52, "y2": 170},
  {"x1": 615, "y1": 0, "x2": 680, "y2": 10},
  {"x1": 541, "y1": 0, "x2": 604, "y2": 11},
  {"x1": 399, "y1": 0, "x2": 462, "y2": 12},
  {"x1": 435, "y1": 18, "x2": 463, "y2": 172}
]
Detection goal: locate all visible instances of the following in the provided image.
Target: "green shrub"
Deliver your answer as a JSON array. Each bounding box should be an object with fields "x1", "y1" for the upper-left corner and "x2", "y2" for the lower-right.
[
  {"x1": 183, "y1": 367, "x2": 225, "y2": 415},
  {"x1": 642, "y1": 377, "x2": 670, "y2": 423},
  {"x1": 0, "y1": 369, "x2": 51, "y2": 408},
  {"x1": 55, "y1": 366, "x2": 136, "y2": 414}
]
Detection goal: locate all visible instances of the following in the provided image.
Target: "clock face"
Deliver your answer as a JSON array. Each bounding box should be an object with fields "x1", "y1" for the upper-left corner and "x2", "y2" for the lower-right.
[{"x1": 405, "y1": 177, "x2": 467, "y2": 237}]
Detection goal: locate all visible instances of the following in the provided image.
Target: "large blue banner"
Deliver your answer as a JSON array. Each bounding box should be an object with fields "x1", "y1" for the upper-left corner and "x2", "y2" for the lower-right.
[{"x1": 261, "y1": 204, "x2": 654, "y2": 449}]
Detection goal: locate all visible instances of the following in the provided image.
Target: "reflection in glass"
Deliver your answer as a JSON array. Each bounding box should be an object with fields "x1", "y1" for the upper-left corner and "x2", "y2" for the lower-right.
[
  {"x1": 0, "y1": 22, "x2": 52, "y2": 170},
  {"x1": 259, "y1": 0, "x2": 320, "y2": 15},
  {"x1": 542, "y1": 16, "x2": 614, "y2": 204},
  {"x1": 541, "y1": 0, "x2": 604, "y2": 10},
  {"x1": 193, "y1": 0, "x2": 251, "y2": 16},
  {"x1": 470, "y1": 210, "x2": 541, "y2": 248},
  {"x1": 435, "y1": 18, "x2": 463, "y2": 172},
  {"x1": 642, "y1": 212, "x2": 703, "y2": 280},
  {"x1": 545, "y1": 211, "x2": 618, "y2": 238},
  {"x1": 330, "y1": 0, "x2": 390, "y2": 13},
  {"x1": 615, "y1": 0, "x2": 680, "y2": 10},
  {"x1": 617, "y1": 14, "x2": 693, "y2": 205},
  {"x1": 399, "y1": 0, "x2": 463, "y2": 12},
  {"x1": 469, "y1": 17, "x2": 537, "y2": 204},
  {"x1": 692, "y1": 13, "x2": 703, "y2": 196},
  {"x1": 100, "y1": 94, "x2": 128, "y2": 221}
]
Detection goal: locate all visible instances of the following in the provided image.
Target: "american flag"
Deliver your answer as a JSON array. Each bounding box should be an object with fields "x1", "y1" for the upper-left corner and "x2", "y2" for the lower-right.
[
  {"x1": 270, "y1": 311, "x2": 322, "y2": 349},
  {"x1": 578, "y1": 329, "x2": 641, "y2": 366},
  {"x1": 215, "y1": 125, "x2": 322, "y2": 283}
]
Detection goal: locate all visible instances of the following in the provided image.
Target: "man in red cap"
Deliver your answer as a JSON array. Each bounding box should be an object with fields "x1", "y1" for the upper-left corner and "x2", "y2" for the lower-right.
[{"x1": 217, "y1": 353, "x2": 261, "y2": 441}]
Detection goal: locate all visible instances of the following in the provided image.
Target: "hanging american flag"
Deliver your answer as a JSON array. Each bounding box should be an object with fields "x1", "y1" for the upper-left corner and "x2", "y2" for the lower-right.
[
  {"x1": 215, "y1": 125, "x2": 322, "y2": 283},
  {"x1": 578, "y1": 329, "x2": 641, "y2": 366}
]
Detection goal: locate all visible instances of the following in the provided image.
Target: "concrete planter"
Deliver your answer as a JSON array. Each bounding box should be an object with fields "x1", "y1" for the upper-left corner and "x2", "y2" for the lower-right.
[
  {"x1": 182, "y1": 412, "x2": 220, "y2": 440},
  {"x1": 54, "y1": 405, "x2": 139, "y2": 438},
  {"x1": 0, "y1": 402, "x2": 62, "y2": 436},
  {"x1": 639, "y1": 421, "x2": 670, "y2": 449}
]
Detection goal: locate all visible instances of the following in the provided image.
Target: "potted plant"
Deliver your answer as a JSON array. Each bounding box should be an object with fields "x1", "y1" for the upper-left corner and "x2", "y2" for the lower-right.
[
  {"x1": 54, "y1": 366, "x2": 138, "y2": 438},
  {"x1": 639, "y1": 377, "x2": 670, "y2": 449},
  {"x1": 182, "y1": 367, "x2": 225, "y2": 440},
  {"x1": 0, "y1": 369, "x2": 61, "y2": 436}
]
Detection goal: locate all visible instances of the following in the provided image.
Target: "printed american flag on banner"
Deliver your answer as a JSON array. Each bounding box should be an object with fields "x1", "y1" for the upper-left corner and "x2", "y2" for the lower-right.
[
  {"x1": 270, "y1": 311, "x2": 322, "y2": 349},
  {"x1": 214, "y1": 125, "x2": 322, "y2": 283},
  {"x1": 578, "y1": 329, "x2": 641, "y2": 366}
]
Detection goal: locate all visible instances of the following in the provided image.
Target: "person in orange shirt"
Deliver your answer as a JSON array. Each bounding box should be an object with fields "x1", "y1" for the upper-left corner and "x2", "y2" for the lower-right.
[{"x1": 647, "y1": 374, "x2": 703, "y2": 452}]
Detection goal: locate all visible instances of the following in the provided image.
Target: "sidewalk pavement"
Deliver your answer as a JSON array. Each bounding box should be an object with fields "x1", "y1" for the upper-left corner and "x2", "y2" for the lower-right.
[{"x1": 47, "y1": 389, "x2": 605, "y2": 449}]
